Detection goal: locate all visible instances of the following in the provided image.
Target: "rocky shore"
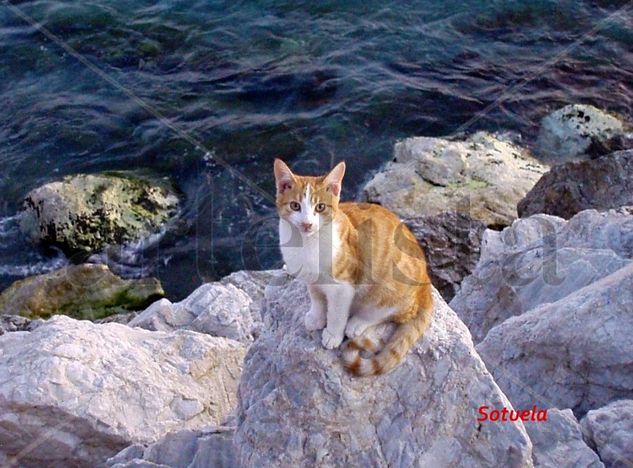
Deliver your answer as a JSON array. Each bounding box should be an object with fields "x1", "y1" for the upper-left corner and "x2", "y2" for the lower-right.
[{"x1": 1, "y1": 104, "x2": 632, "y2": 467}]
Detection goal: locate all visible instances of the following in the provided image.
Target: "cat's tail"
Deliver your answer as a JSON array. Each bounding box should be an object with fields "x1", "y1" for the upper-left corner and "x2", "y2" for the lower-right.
[{"x1": 341, "y1": 301, "x2": 433, "y2": 377}]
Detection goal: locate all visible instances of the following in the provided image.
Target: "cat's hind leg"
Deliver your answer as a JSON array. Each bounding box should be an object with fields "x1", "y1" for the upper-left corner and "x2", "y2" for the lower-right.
[{"x1": 345, "y1": 306, "x2": 396, "y2": 339}]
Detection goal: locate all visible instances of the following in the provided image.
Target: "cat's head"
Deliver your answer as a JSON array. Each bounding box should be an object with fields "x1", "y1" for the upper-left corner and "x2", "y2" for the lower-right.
[{"x1": 273, "y1": 159, "x2": 345, "y2": 236}]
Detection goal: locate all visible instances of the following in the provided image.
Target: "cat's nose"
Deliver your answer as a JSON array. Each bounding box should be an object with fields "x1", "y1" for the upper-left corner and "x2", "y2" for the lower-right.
[{"x1": 300, "y1": 222, "x2": 313, "y2": 232}]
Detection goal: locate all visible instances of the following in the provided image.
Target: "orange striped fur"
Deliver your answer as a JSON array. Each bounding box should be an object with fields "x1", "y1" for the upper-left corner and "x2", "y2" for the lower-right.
[{"x1": 274, "y1": 159, "x2": 433, "y2": 376}]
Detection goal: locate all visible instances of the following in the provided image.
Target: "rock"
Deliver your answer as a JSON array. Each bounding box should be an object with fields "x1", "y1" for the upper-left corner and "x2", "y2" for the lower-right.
[
  {"x1": 405, "y1": 212, "x2": 487, "y2": 301},
  {"x1": 450, "y1": 208, "x2": 633, "y2": 343},
  {"x1": 0, "y1": 315, "x2": 246, "y2": 466},
  {"x1": 96, "y1": 311, "x2": 139, "y2": 325},
  {"x1": 587, "y1": 133, "x2": 633, "y2": 159},
  {"x1": 106, "y1": 427, "x2": 236, "y2": 468},
  {"x1": 524, "y1": 408, "x2": 603, "y2": 468},
  {"x1": 518, "y1": 150, "x2": 633, "y2": 219},
  {"x1": 477, "y1": 260, "x2": 633, "y2": 416},
  {"x1": 129, "y1": 270, "x2": 277, "y2": 342},
  {"x1": 234, "y1": 272, "x2": 533, "y2": 466},
  {"x1": 20, "y1": 173, "x2": 180, "y2": 257},
  {"x1": 581, "y1": 400, "x2": 633, "y2": 468},
  {"x1": 219, "y1": 269, "x2": 277, "y2": 320},
  {"x1": 0, "y1": 315, "x2": 33, "y2": 335},
  {"x1": 362, "y1": 131, "x2": 547, "y2": 227},
  {"x1": 0, "y1": 263, "x2": 164, "y2": 320},
  {"x1": 535, "y1": 104, "x2": 625, "y2": 161}
]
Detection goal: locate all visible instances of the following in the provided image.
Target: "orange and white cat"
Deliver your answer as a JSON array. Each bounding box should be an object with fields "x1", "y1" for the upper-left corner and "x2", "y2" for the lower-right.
[{"x1": 274, "y1": 159, "x2": 433, "y2": 376}]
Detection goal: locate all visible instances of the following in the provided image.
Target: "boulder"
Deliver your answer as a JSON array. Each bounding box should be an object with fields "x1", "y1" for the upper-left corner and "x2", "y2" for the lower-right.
[
  {"x1": 405, "y1": 212, "x2": 486, "y2": 301},
  {"x1": 581, "y1": 400, "x2": 633, "y2": 468},
  {"x1": 19, "y1": 173, "x2": 180, "y2": 256},
  {"x1": 106, "y1": 427, "x2": 236, "y2": 468},
  {"x1": 96, "y1": 311, "x2": 139, "y2": 325},
  {"x1": 0, "y1": 315, "x2": 33, "y2": 335},
  {"x1": 234, "y1": 272, "x2": 533, "y2": 466},
  {"x1": 129, "y1": 270, "x2": 276, "y2": 342},
  {"x1": 362, "y1": 131, "x2": 547, "y2": 227},
  {"x1": 586, "y1": 133, "x2": 633, "y2": 159},
  {"x1": 535, "y1": 104, "x2": 625, "y2": 161},
  {"x1": 450, "y1": 208, "x2": 633, "y2": 343},
  {"x1": 0, "y1": 263, "x2": 164, "y2": 320},
  {"x1": 518, "y1": 150, "x2": 633, "y2": 219},
  {"x1": 0, "y1": 315, "x2": 246, "y2": 466},
  {"x1": 477, "y1": 261, "x2": 633, "y2": 416},
  {"x1": 524, "y1": 408, "x2": 603, "y2": 468},
  {"x1": 219, "y1": 269, "x2": 277, "y2": 320}
]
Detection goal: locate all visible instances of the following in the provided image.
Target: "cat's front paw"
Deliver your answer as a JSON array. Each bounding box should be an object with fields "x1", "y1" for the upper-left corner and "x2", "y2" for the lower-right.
[
  {"x1": 322, "y1": 328, "x2": 344, "y2": 349},
  {"x1": 304, "y1": 307, "x2": 326, "y2": 331}
]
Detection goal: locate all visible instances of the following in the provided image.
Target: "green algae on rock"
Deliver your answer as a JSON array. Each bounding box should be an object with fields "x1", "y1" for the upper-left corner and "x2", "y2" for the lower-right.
[
  {"x1": 0, "y1": 264, "x2": 164, "y2": 320},
  {"x1": 362, "y1": 132, "x2": 547, "y2": 228},
  {"x1": 19, "y1": 173, "x2": 180, "y2": 257}
]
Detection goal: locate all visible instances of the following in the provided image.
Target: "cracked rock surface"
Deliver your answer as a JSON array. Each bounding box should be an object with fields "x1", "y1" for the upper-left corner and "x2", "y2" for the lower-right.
[
  {"x1": 524, "y1": 408, "x2": 603, "y2": 468},
  {"x1": 234, "y1": 272, "x2": 532, "y2": 467},
  {"x1": 477, "y1": 260, "x2": 633, "y2": 416},
  {"x1": 450, "y1": 208, "x2": 633, "y2": 343},
  {"x1": 581, "y1": 400, "x2": 633, "y2": 468},
  {"x1": 0, "y1": 315, "x2": 246, "y2": 467},
  {"x1": 129, "y1": 270, "x2": 276, "y2": 342},
  {"x1": 518, "y1": 150, "x2": 633, "y2": 219},
  {"x1": 106, "y1": 426, "x2": 236, "y2": 468}
]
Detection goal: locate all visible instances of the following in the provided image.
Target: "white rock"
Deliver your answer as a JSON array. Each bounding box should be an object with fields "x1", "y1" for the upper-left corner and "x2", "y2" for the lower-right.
[
  {"x1": 234, "y1": 273, "x2": 533, "y2": 466},
  {"x1": 362, "y1": 131, "x2": 547, "y2": 227},
  {"x1": 581, "y1": 400, "x2": 633, "y2": 468},
  {"x1": 536, "y1": 104, "x2": 625, "y2": 161},
  {"x1": 0, "y1": 315, "x2": 246, "y2": 466},
  {"x1": 106, "y1": 426, "x2": 236, "y2": 468},
  {"x1": 450, "y1": 208, "x2": 633, "y2": 343},
  {"x1": 477, "y1": 261, "x2": 633, "y2": 416},
  {"x1": 129, "y1": 270, "x2": 277, "y2": 342},
  {"x1": 524, "y1": 408, "x2": 603, "y2": 467}
]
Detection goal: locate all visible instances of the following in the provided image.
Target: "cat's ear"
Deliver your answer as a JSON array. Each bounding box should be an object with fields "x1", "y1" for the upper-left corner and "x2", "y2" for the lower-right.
[
  {"x1": 324, "y1": 161, "x2": 346, "y2": 197},
  {"x1": 274, "y1": 159, "x2": 295, "y2": 194}
]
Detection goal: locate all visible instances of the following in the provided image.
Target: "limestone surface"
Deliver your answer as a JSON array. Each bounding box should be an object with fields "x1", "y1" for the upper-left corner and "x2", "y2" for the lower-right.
[
  {"x1": 524, "y1": 408, "x2": 603, "y2": 468},
  {"x1": 477, "y1": 261, "x2": 633, "y2": 416},
  {"x1": 106, "y1": 427, "x2": 236, "y2": 468},
  {"x1": 234, "y1": 273, "x2": 532, "y2": 467},
  {"x1": 362, "y1": 131, "x2": 547, "y2": 227},
  {"x1": 450, "y1": 208, "x2": 633, "y2": 343},
  {"x1": 0, "y1": 315, "x2": 246, "y2": 466},
  {"x1": 581, "y1": 400, "x2": 633, "y2": 468},
  {"x1": 129, "y1": 270, "x2": 276, "y2": 342}
]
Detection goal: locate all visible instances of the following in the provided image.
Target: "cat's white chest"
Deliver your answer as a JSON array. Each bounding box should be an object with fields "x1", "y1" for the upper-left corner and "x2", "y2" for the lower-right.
[{"x1": 279, "y1": 219, "x2": 340, "y2": 284}]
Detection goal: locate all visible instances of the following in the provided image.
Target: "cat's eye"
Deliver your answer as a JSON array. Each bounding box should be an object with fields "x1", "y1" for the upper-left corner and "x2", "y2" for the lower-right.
[
  {"x1": 289, "y1": 201, "x2": 301, "y2": 211},
  {"x1": 315, "y1": 203, "x2": 326, "y2": 213}
]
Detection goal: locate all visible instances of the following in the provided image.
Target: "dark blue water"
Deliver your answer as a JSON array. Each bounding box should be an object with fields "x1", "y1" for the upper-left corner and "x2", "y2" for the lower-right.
[{"x1": 1, "y1": 0, "x2": 632, "y2": 299}]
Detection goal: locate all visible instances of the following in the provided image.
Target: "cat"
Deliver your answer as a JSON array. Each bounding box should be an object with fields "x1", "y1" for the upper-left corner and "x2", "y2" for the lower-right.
[{"x1": 274, "y1": 159, "x2": 434, "y2": 376}]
